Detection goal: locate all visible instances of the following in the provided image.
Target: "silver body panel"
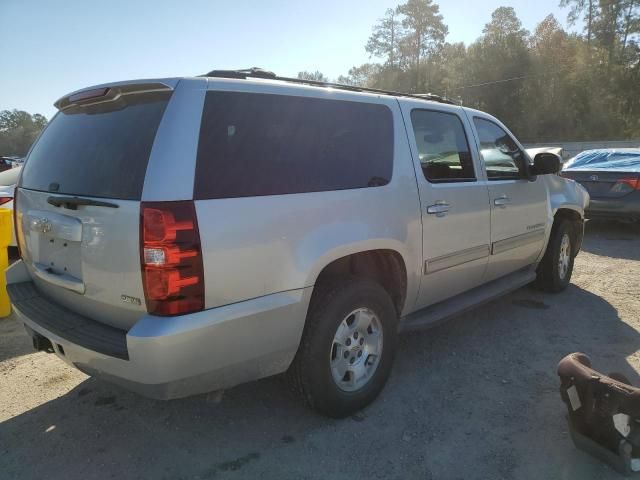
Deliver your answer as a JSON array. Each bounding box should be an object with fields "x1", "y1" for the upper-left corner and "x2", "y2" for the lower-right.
[
  {"x1": 463, "y1": 109, "x2": 550, "y2": 282},
  {"x1": 8, "y1": 77, "x2": 588, "y2": 399},
  {"x1": 8, "y1": 260, "x2": 312, "y2": 399},
  {"x1": 399, "y1": 100, "x2": 491, "y2": 310},
  {"x1": 141, "y1": 78, "x2": 206, "y2": 202},
  {"x1": 197, "y1": 80, "x2": 422, "y2": 313},
  {"x1": 15, "y1": 189, "x2": 147, "y2": 330}
]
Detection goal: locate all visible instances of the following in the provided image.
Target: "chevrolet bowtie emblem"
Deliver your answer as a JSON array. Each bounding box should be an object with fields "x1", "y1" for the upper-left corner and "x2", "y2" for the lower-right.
[{"x1": 32, "y1": 217, "x2": 53, "y2": 234}]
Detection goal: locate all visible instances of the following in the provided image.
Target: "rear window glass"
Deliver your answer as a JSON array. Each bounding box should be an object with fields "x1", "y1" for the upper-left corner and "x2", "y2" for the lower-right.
[
  {"x1": 20, "y1": 92, "x2": 170, "y2": 200},
  {"x1": 194, "y1": 91, "x2": 394, "y2": 199}
]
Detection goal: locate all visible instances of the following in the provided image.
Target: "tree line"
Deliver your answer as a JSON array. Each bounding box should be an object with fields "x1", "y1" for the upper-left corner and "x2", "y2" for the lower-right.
[
  {"x1": 2, "y1": 0, "x2": 638, "y2": 157},
  {"x1": 0, "y1": 110, "x2": 48, "y2": 157},
  {"x1": 300, "y1": 0, "x2": 640, "y2": 143}
]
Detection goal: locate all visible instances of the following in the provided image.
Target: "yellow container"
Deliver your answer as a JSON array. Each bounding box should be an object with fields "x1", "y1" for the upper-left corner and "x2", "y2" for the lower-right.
[{"x1": 0, "y1": 208, "x2": 12, "y2": 317}]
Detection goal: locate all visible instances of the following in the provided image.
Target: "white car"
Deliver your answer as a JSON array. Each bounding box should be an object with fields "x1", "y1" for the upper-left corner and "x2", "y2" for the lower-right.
[{"x1": 0, "y1": 166, "x2": 21, "y2": 247}]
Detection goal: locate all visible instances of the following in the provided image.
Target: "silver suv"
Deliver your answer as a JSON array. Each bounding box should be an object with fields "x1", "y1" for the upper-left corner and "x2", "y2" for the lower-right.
[{"x1": 7, "y1": 70, "x2": 589, "y2": 417}]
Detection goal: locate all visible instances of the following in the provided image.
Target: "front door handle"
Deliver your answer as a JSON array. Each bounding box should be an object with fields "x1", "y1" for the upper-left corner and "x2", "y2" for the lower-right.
[
  {"x1": 426, "y1": 201, "x2": 451, "y2": 217},
  {"x1": 494, "y1": 195, "x2": 511, "y2": 208}
]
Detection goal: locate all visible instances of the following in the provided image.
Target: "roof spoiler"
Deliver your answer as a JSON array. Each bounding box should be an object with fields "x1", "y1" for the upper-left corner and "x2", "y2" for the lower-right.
[{"x1": 54, "y1": 82, "x2": 174, "y2": 111}]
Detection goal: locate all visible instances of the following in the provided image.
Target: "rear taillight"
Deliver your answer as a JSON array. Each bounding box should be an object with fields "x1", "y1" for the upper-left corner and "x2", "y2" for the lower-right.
[
  {"x1": 613, "y1": 177, "x2": 640, "y2": 191},
  {"x1": 140, "y1": 201, "x2": 204, "y2": 316},
  {"x1": 0, "y1": 197, "x2": 12, "y2": 206}
]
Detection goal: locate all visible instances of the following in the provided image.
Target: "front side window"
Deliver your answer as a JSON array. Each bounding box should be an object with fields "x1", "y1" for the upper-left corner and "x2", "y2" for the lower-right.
[
  {"x1": 473, "y1": 117, "x2": 526, "y2": 180},
  {"x1": 194, "y1": 92, "x2": 394, "y2": 199},
  {"x1": 410, "y1": 109, "x2": 475, "y2": 182}
]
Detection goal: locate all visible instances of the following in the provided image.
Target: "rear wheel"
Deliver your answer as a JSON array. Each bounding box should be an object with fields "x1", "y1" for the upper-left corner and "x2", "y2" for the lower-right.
[
  {"x1": 288, "y1": 276, "x2": 398, "y2": 417},
  {"x1": 536, "y1": 219, "x2": 575, "y2": 292}
]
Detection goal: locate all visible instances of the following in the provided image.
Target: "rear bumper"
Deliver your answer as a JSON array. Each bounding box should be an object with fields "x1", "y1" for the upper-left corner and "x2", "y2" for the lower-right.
[
  {"x1": 585, "y1": 193, "x2": 640, "y2": 221},
  {"x1": 8, "y1": 261, "x2": 312, "y2": 399}
]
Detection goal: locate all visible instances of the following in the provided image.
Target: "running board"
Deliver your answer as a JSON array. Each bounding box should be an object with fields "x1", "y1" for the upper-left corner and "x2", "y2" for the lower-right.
[{"x1": 399, "y1": 267, "x2": 537, "y2": 332}]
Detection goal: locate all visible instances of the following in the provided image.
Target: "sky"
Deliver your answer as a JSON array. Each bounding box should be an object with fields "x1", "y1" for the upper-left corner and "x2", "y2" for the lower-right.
[{"x1": 1, "y1": 0, "x2": 577, "y2": 119}]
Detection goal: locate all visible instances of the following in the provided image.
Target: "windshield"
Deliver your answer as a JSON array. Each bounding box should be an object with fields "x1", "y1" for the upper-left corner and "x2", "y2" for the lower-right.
[{"x1": 20, "y1": 92, "x2": 170, "y2": 200}]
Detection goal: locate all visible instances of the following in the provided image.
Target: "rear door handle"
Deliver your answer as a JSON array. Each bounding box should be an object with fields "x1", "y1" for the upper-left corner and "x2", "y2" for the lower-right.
[
  {"x1": 426, "y1": 201, "x2": 451, "y2": 217},
  {"x1": 494, "y1": 195, "x2": 511, "y2": 208}
]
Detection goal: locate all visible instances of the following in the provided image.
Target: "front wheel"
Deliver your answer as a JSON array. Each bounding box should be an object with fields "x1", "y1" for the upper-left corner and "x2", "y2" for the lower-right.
[
  {"x1": 535, "y1": 219, "x2": 575, "y2": 292},
  {"x1": 287, "y1": 276, "x2": 398, "y2": 418}
]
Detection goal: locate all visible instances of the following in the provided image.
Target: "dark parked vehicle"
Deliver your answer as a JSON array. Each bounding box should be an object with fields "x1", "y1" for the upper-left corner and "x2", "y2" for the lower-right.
[
  {"x1": 0, "y1": 156, "x2": 17, "y2": 172},
  {"x1": 562, "y1": 149, "x2": 640, "y2": 222}
]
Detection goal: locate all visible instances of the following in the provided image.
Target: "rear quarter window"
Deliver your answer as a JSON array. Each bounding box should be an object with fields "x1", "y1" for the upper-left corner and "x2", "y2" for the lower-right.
[
  {"x1": 20, "y1": 91, "x2": 171, "y2": 200},
  {"x1": 194, "y1": 91, "x2": 394, "y2": 199}
]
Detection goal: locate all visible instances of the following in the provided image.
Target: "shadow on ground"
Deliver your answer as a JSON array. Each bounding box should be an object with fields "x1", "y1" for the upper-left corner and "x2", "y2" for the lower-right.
[
  {"x1": 0, "y1": 312, "x2": 33, "y2": 363},
  {"x1": 582, "y1": 219, "x2": 640, "y2": 261},
  {"x1": 1, "y1": 280, "x2": 637, "y2": 479}
]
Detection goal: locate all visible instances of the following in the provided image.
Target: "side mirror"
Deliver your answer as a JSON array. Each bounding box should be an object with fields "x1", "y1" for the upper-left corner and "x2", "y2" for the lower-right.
[{"x1": 531, "y1": 152, "x2": 561, "y2": 176}]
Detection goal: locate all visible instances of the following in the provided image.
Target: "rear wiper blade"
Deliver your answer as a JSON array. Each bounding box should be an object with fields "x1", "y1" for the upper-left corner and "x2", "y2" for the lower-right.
[{"x1": 47, "y1": 196, "x2": 119, "y2": 210}]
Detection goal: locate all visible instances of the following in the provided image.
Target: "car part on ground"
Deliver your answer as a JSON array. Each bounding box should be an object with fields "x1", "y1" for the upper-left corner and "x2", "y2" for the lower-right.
[{"x1": 558, "y1": 352, "x2": 640, "y2": 476}]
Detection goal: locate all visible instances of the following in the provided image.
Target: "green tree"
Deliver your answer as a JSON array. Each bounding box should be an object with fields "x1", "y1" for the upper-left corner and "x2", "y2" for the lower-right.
[
  {"x1": 366, "y1": 8, "x2": 402, "y2": 68},
  {"x1": 337, "y1": 1, "x2": 640, "y2": 141},
  {"x1": 297, "y1": 71, "x2": 329, "y2": 82},
  {"x1": 438, "y1": 42, "x2": 470, "y2": 101},
  {"x1": 337, "y1": 64, "x2": 381, "y2": 86},
  {"x1": 593, "y1": 0, "x2": 627, "y2": 63},
  {"x1": 396, "y1": 0, "x2": 448, "y2": 91},
  {"x1": 481, "y1": 6, "x2": 529, "y2": 40},
  {"x1": 560, "y1": 0, "x2": 598, "y2": 44},
  {"x1": 620, "y1": 0, "x2": 639, "y2": 53},
  {"x1": 463, "y1": 7, "x2": 531, "y2": 135},
  {"x1": 0, "y1": 110, "x2": 48, "y2": 157},
  {"x1": 526, "y1": 15, "x2": 581, "y2": 141}
]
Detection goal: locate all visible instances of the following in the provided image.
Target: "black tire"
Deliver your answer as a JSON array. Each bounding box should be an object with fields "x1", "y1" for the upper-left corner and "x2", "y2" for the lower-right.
[
  {"x1": 287, "y1": 276, "x2": 398, "y2": 418},
  {"x1": 535, "y1": 219, "x2": 575, "y2": 293}
]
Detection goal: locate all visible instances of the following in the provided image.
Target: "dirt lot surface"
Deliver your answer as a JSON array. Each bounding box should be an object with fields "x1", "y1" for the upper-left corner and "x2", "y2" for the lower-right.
[{"x1": 1, "y1": 220, "x2": 639, "y2": 479}]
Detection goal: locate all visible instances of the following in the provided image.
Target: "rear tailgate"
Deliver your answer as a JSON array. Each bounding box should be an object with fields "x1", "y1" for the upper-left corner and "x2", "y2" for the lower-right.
[{"x1": 15, "y1": 83, "x2": 173, "y2": 330}]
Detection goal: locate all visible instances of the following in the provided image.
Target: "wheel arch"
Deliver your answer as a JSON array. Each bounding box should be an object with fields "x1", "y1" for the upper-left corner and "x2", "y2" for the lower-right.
[
  {"x1": 307, "y1": 246, "x2": 409, "y2": 317},
  {"x1": 553, "y1": 207, "x2": 584, "y2": 255}
]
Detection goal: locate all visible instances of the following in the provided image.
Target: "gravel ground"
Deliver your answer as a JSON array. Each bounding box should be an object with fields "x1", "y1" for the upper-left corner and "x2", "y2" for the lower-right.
[{"x1": 1, "y1": 219, "x2": 639, "y2": 480}]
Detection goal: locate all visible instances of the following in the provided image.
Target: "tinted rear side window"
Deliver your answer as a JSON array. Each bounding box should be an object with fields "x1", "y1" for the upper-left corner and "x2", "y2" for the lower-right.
[
  {"x1": 20, "y1": 92, "x2": 171, "y2": 200},
  {"x1": 194, "y1": 92, "x2": 394, "y2": 199}
]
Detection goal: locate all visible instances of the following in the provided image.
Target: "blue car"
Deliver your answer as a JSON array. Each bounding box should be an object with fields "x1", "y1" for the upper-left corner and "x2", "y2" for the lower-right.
[{"x1": 562, "y1": 149, "x2": 640, "y2": 222}]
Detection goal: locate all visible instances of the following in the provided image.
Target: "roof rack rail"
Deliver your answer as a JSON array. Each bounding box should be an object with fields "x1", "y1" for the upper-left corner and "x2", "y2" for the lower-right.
[
  {"x1": 204, "y1": 67, "x2": 277, "y2": 80},
  {"x1": 201, "y1": 67, "x2": 455, "y2": 105}
]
